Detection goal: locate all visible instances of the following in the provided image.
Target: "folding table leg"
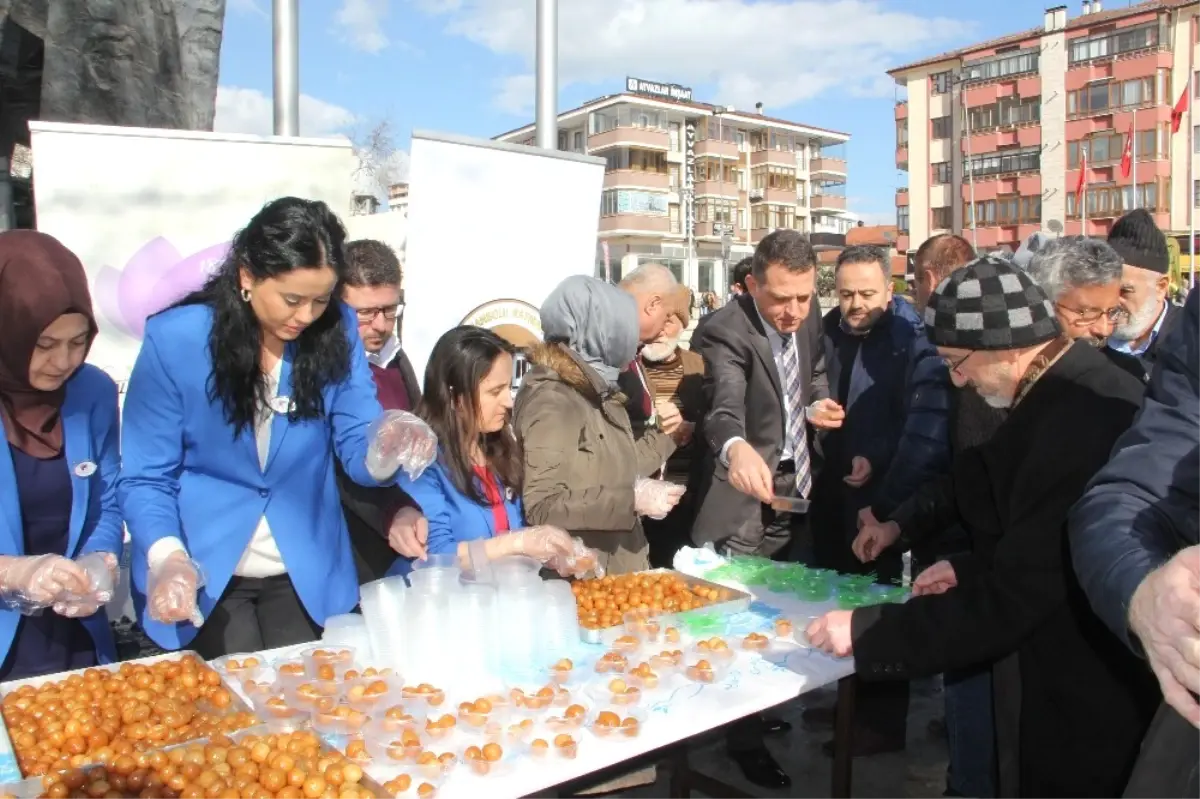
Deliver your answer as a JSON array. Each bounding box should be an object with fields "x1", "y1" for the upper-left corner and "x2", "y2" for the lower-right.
[{"x1": 831, "y1": 675, "x2": 857, "y2": 798}]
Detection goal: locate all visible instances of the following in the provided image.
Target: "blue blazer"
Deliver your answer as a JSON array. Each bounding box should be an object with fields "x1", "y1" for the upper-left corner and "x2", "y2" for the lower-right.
[
  {"x1": 118, "y1": 302, "x2": 390, "y2": 649},
  {"x1": 387, "y1": 454, "x2": 523, "y2": 577},
  {"x1": 0, "y1": 364, "x2": 123, "y2": 666}
]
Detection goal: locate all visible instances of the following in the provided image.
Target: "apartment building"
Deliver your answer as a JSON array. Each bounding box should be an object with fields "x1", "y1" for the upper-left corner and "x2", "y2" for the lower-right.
[
  {"x1": 494, "y1": 79, "x2": 849, "y2": 293},
  {"x1": 891, "y1": 0, "x2": 1198, "y2": 259}
]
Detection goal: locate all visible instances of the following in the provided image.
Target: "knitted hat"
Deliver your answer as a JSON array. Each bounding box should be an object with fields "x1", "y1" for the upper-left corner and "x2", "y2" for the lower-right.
[
  {"x1": 1107, "y1": 209, "x2": 1169, "y2": 274},
  {"x1": 924, "y1": 255, "x2": 1061, "y2": 350}
]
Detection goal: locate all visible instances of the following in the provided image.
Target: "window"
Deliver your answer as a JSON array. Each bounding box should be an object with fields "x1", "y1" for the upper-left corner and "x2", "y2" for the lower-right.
[
  {"x1": 1195, "y1": 180, "x2": 1200, "y2": 208},
  {"x1": 964, "y1": 146, "x2": 1040, "y2": 177},
  {"x1": 961, "y1": 49, "x2": 1039, "y2": 84},
  {"x1": 752, "y1": 205, "x2": 769, "y2": 229},
  {"x1": 750, "y1": 204, "x2": 796, "y2": 230},
  {"x1": 965, "y1": 197, "x2": 1040, "y2": 226},
  {"x1": 1195, "y1": 126, "x2": 1200, "y2": 155},
  {"x1": 669, "y1": 165, "x2": 680, "y2": 189},
  {"x1": 897, "y1": 206, "x2": 909, "y2": 233},
  {"x1": 931, "y1": 116, "x2": 952, "y2": 139},
  {"x1": 557, "y1": 131, "x2": 568, "y2": 151},
  {"x1": 1065, "y1": 181, "x2": 1167, "y2": 217},
  {"x1": 932, "y1": 162, "x2": 952, "y2": 184},
  {"x1": 695, "y1": 198, "x2": 737, "y2": 224},
  {"x1": 1068, "y1": 130, "x2": 1158, "y2": 168},
  {"x1": 896, "y1": 120, "x2": 909, "y2": 147},
  {"x1": 931, "y1": 71, "x2": 953, "y2": 95},
  {"x1": 589, "y1": 105, "x2": 666, "y2": 134},
  {"x1": 997, "y1": 96, "x2": 1040, "y2": 126},
  {"x1": 751, "y1": 165, "x2": 797, "y2": 192},
  {"x1": 931, "y1": 207, "x2": 952, "y2": 229},
  {"x1": 573, "y1": 131, "x2": 584, "y2": 151},
  {"x1": 1068, "y1": 24, "x2": 1158, "y2": 65},
  {"x1": 602, "y1": 148, "x2": 668, "y2": 174},
  {"x1": 600, "y1": 189, "x2": 669, "y2": 216},
  {"x1": 1067, "y1": 77, "x2": 1157, "y2": 117}
]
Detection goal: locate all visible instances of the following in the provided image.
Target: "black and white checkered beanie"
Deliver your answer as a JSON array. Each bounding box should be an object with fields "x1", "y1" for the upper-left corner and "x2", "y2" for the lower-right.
[{"x1": 924, "y1": 255, "x2": 1061, "y2": 350}]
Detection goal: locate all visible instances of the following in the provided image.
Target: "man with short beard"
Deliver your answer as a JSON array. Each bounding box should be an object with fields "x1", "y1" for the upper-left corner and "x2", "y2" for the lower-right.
[
  {"x1": 639, "y1": 284, "x2": 705, "y2": 567},
  {"x1": 1022, "y1": 235, "x2": 1126, "y2": 349},
  {"x1": 1106, "y1": 209, "x2": 1182, "y2": 382}
]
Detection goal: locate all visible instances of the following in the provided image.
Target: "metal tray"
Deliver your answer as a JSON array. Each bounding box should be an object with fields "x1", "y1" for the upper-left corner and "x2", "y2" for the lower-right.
[
  {"x1": 0, "y1": 651, "x2": 256, "y2": 780},
  {"x1": 578, "y1": 568, "x2": 753, "y2": 645}
]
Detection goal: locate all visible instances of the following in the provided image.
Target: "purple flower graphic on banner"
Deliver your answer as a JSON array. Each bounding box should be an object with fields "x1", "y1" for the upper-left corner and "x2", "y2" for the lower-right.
[{"x1": 93, "y1": 239, "x2": 230, "y2": 339}]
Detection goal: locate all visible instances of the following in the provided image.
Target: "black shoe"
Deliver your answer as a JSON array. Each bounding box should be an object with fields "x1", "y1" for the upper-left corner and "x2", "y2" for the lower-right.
[
  {"x1": 762, "y1": 716, "x2": 793, "y2": 736},
  {"x1": 728, "y1": 747, "x2": 791, "y2": 789}
]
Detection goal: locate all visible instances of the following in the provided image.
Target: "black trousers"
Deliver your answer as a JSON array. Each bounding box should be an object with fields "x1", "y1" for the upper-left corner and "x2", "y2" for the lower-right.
[{"x1": 190, "y1": 574, "x2": 322, "y2": 660}]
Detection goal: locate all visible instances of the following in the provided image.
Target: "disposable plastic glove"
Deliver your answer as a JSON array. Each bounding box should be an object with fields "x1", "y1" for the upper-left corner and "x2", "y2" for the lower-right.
[
  {"x1": 147, "y1": 551, "x2": 205, "y2": 626},
  {"x1": 0, "y1": 555, "x2": 91, "y2": 615},
  {"x1": 52, "y1": 552, "x2": 119, "y2": 618},
  {"x1": 365, "y1": 410, "x2": 438, "y2": 482},
  {"x1": 634, "y1": 478, "x2": 686, "y2": 520},
  {"x1": 547, "y1": 536, "x2": 604, "y2": 579},
  {"x1": 507, "y1": 525, "x2": 576, "y2": 565}
]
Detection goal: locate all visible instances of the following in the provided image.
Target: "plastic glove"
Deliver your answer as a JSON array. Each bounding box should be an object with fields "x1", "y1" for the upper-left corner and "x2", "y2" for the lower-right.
[
  {"x1": 53, "y1": 552, "x2": 119, "y2": 618},
  {"x1": 507, "y1": 525, "x2": 576, "y2": 565},
  {"x1": 0, "y1": 555, "x2": 91, "y2": 615},
  {"x1": 634, "y1": 478, "x2": 686, "y2": 520},
  {"x1": 365, "y1": 410, "x2": 438, "y2": 482},
  {"x1": 147, "y1": 551, "x2": 205, "y2": 626},
  {"x1": 548, "y1": 536, "x2": 604, "y2": 579}
]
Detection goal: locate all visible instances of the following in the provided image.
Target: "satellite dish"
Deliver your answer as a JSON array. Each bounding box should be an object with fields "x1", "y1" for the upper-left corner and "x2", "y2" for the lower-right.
[{"x1": 1046, "y1": 219, "x2": 1064, "y2": 236}]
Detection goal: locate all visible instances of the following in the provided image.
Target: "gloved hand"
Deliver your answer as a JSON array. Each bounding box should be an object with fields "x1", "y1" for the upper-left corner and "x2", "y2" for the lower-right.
[
  {"x1": 53, "y1": 552, "x2": 119, "y2": 618},
  {"x1": 147, "y1": 551, "x2": 205, "y2": 626},
  {"x1": 505, "y1": 526, "x2": 576, "y2": 565},
  {"x1": 365, "y1": 410, "x2": 439, "y2": 482},
  {"x1": 0, "y1": 555, "x2": 91, "y2": 615},
  {"x1": 547, "y1": 536, "x2": 604, "y2": 579},
  {"x1": 634, "y1": 478, "x2": 686, "y2": 520}
]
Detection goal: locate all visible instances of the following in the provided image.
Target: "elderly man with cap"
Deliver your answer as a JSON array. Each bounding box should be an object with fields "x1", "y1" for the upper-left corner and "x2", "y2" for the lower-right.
[
  {"x1": 815, "y1": 256, "x2": 1160, "y2": 796},
  {"x1": 1106, "y1": 208, "x2": 1182, "y2": 382}
]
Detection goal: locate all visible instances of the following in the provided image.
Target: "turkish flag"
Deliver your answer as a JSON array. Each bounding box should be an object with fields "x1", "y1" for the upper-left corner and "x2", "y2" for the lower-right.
[
  {"x1": 1076, "y1": 149, "x2": 1087, "y2": 206},
  {"x1": 1120, "y1": 122, "x2": 1133, "y2": 178},
  {"x1": 1171, "y1": 81, "x2": 1190, "y2": 133}
]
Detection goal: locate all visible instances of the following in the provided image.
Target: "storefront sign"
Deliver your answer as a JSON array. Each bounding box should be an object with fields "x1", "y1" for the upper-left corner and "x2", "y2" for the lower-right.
[
  {"x1": 626, "y1": 77, "x2": 693, "y2": 103},
  {"x1": 684, "y1": 121, "x2": 696, "y2": 246}
]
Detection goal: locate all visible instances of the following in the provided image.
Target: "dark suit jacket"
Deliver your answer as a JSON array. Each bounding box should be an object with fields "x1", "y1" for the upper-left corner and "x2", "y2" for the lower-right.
[
  {"x1": 337, "y1": 348, "x2": 423, "y2": 585},
  {"x1": 1106, "y1": 300, "x2": 1183, "y2": 383},
  {"x1": 689, "y1": 293, "x2": 828, "y2": 555}
]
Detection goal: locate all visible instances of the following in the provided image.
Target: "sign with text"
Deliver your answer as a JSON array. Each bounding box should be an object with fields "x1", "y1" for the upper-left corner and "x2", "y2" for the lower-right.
[{"x1": 626, "y1": 76, "x2": 694, "y2": 103}]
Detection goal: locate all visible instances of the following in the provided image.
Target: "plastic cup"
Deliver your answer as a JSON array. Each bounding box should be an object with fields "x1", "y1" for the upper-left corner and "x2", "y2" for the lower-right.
[
  {"x1": 585, "y1": 677, "x2": 643, "y2": 708},
  {"x1": 301, "y1": 645, "x2": 357, "y2": 680},
  {"x1": 586, "y1": 706, "x2": 646, "y2": 740}
]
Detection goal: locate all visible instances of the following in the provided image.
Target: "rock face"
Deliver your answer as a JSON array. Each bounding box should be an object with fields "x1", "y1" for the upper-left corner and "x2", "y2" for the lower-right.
[{"x1": 1, "y1": 0, "x2": 224, "y2": 132}]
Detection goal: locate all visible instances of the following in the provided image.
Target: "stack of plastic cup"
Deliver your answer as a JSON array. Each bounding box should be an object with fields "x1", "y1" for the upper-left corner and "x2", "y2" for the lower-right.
[
  {"x1": 321, "y1": 613, "x2": 371, "y2": 660},
  {"x1": 359, "y1": 575, "x2": 408, "y2": 671},
  {"x1": 491, "y1": 555, "x2": 542, "y2": 586},
  {"x1": 442, "y1": 582, "x2": 502, "y2": 693},
  {"x1": 541, "y1": 579, "x2": 581, "y2": 661},
  {"x1": 493, "y1": 580, "x2": 547, "y2": 676}
]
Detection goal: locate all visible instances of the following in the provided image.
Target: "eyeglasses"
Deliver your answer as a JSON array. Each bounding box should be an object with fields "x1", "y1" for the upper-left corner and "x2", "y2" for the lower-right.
[
  {"x1": 1054, "y1": 303, "x2": 1126, "y2": 326},
  {"x1": 942, "y1": 351, "x2": 975, "y2": 374},
  {"x1": 353, "y1": 303, "x2": 404, "y2": 323}
]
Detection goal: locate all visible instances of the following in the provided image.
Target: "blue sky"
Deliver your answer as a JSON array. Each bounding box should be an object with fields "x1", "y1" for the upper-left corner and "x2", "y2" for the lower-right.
[{"x1": 216, "y1": 0, "x2": 1070, "y2": 225}]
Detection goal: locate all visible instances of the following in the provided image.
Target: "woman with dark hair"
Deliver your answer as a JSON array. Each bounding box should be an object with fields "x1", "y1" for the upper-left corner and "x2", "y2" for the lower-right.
[
  {"x1": 388, "y1": 326, "x2": 582, "y2": 576},
  {"x1": 119, "y1": 197, "x2": 436, "y2": 657},
  {"x1": 0, "y1": 231, "x2": 123, "y2": 679}
]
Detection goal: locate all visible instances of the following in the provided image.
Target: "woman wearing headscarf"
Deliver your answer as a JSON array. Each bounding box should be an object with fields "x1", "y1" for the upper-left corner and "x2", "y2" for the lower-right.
[
  {"x1": 513, "y1": 275, "x2": 686, "y2": 575},
  {"x1": 0, "y1": 231, "x2": 123, "y2": 679},
  {"x1": 119, "y1": 197, "x2": 436, "y2": 658}
]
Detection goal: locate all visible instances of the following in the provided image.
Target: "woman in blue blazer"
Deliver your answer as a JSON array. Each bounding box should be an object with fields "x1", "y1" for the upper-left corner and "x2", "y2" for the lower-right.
[
  {"x1": 0, "y1": 231, "x2": 123, "y2": 679},
  {"x1": 388, "y1": 326, "x2": 578, "y2": 577},
  {"x1": 119, "y1": 198, "x2": 436, "y2": 657}
]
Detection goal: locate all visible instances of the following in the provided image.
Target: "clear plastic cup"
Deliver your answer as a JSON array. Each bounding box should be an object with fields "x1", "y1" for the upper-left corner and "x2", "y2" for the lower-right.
[
  {"x1": 301, "y1": 645, "x2": 358, "y2": 680},
  {"x1": 345, "y1": 673, "x2": 404, "y2": 713},
  {"x1": 625, "y1": 661, "x2": 669, "y2": 692},
  {"x1": 506, "y1": 678, "x2": 560, "y2": 715},
  {"x1": 379, "y1": 771, "x2": 446, "y2": 799},
  {"x1": 459, "y1": 740, "x2": 519, "y2": 778},
  {"x1": 543, "y1": 700, "x2": 589, "y2": 734},
  {"x1": 290, "y1": 677, "x2": 342, "y2": 708},
  {"x1": 374, "y1": 702, "x2": 429, "y2": 731},
  {"x1": 692, "y1": 636, "x2": 736, "y2": 663},
  {"x1": 364, "y1": 718, "x2": 425, "y2": 764},
  {"x1": 212, "y1": 652, "x2": 268, "y2": 677},
  {"x1": 273, "y1": 656, "x2": 309, "y2": 690},
  {"x1": 456, "y1": 693, "x2": 512, "y2": 731},
  {"x1": 402, "y1": 683, "x2": 448, "y2": 708},
  {"x1": 681, "y1": 647, "x2": 733, "y2": 684},
  {"x1": 646, "y1": 649, "x2": 685, "y2": 679},
  {"x1": 422, "y1": 712, "x2": 459, "y2": 741},
  {"x1": 586, "y1": 706, "x2": 646, "y2": 741},
  {"x1": 490, "y1": 555, "x2": 542, "y2": 584},
  {"x1": 252, "y1": 689, "x2": 309, "y2": 729},
  {"x1": 526, "y1": 730, "x2": 582, "y2": 760},
  {"x1": 410, "y1": 748, "x2": 458, "y2": 781},
  {"x1": 310, "y1": 701, "x2": 371, "y2": 737},
  {"x1": 585, "y1": 676, "x2": 643, "y2": 708},
  {"x1": 739, "y1": 632, "x2": 771, "y2": 652},
  {"x1": 622, "y1": 608, "x2": 662, "y2": 642},
  {"x1": 592, "y1": 651, "x2": 629, "y2": 675},
  {"x1": 610, "y1": 634, "x2": 642, "y2": 655}
]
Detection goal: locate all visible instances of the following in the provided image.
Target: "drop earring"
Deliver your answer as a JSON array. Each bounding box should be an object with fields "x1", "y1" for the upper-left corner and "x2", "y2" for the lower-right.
[{"x1": 240, "y1": 288, "x2": 251, "y2": 302}]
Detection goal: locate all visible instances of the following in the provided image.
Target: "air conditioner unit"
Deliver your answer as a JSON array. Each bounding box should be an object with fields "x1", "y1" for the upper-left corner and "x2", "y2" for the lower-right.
[{"x1": 749, "y1": 188, "x2": 764, "y2": 201}]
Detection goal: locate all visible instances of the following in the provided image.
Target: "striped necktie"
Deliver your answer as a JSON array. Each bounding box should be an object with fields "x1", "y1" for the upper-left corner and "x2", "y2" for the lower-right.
[{"x1": 779, "y1": 333, "x2": 812, "y2": 498}]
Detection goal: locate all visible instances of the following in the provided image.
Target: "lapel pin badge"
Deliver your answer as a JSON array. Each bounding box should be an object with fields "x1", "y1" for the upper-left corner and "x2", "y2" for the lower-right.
[
  {"x1": 269, "y1": 396, "x2": 294, "y2": 415},
  {"x1": 74, "y1": 461, "x2": 97, "y2": 478}
]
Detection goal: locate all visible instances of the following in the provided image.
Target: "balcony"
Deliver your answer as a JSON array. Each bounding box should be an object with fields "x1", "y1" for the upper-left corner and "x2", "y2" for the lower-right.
[
  {"x1": 750, "y1": 148, "x2": 798, "y2": 166},
  {"x1": 762, "y1": 187, "x2": 798, "y2": 204},
  {"x1": 895, "y1": 101, "x2": 908, "y2": 120},
  {"x1": 895, "y1": 187, "x2": 909, "y2": 207},
  {"x1": 896, "y1": 147, "x2": 908, "y2": 170},
  {"x1": 587, "y1": 126, "x2": 669, "y2": 152},
  {"x1": 810, "y1": 157, "x2": 847, "y2": 177},
  {"x1": 810, "y1": 194, "x2": 847, "y2": 212},
  {"x1": 694, "y1": 139, "x2": 739, "y2": 158},
  {"x1": 694, "y1": 180, "x2": 739, "y2": 198},
  {"x1": 603, "y1": 170, "x2": 670, "y2": 191},
  {"x1": 598, "y1": 214, "x2": 671, "y2": 233}
]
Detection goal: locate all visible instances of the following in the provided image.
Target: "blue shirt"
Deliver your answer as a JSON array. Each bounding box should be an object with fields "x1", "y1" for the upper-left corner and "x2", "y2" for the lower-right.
[{"x1": 1108, "y1": 299, "x2": 1169, "y2": 357}]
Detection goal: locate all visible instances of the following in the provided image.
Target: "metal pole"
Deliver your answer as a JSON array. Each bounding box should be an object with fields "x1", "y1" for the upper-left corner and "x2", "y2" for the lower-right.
[
  {"x1": 272, "y1": 0, "x2": 300, "y2": 136},
  {"x1": 961, "y1": 81, "x2": 977, "y2": 247},
  {"x1": 1131, "y1": 106, "x2": 1138, "y2": 210},
  {"x1": 1190, "y1": 71, "x2": 1196, "y2": 289},
  {"x1": 534, "y1": 0, "x2": 558, "y2": 150},
  {"x1": 1081, "y1": 143, "x2": 1088, "y2": 233}
]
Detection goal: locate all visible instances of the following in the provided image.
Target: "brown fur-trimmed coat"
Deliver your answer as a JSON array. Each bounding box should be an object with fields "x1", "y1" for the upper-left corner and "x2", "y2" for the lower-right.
[{"x1": 512, "y1": 342, "x2": 675, "y2": 575}]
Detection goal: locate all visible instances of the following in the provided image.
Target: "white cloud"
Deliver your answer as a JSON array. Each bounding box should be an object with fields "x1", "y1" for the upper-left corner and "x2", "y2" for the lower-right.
[
  {"x1": 416, "y1": 0, "x2": 973, "y2": 115},
  {"x1": 336, "y1": 0, "x2": 391, "y2": 53},
  {"x1": 213, "y1": 86, "x2": 358, "y2": 138}
]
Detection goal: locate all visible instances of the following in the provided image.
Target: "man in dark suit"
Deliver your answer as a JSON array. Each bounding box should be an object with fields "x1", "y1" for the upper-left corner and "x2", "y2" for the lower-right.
[
  {"x1": 690, "y1": 230, "x2": 843, "y2": 788},
  {"x1": 337, "y1": 239, "x2": 426, "y2": 583},
  {"x1": 1106, "y1": 209, "x2": 1183, "y2": 383}
]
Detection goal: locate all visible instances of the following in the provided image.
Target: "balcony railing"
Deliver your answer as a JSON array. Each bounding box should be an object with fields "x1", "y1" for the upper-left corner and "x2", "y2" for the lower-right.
[{"x1": 810, "y1": 157, "x2": 847, "y2": 175}]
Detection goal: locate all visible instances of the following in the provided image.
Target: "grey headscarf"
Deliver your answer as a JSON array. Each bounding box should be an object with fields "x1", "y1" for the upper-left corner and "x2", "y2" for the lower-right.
[{"x1": 540, "y1": 275, "x2": 639, "y2": 387}]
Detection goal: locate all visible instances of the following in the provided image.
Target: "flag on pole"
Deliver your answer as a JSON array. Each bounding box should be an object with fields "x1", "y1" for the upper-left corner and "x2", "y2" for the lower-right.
[
  {"x1": 1172, "y1": 79, "x2": 1191, "y2": 133},
  {"x1": 1120, "y1": 121, "x2": 1134, "y2": 178},
  {"x1": 1076, "y1": 148, "x2": 1088, "y2": 205}
]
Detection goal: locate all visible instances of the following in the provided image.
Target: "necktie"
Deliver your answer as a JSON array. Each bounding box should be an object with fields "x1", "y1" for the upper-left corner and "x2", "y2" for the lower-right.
[{"x1": 779, "y1": 333, "x2": 812, "y2": 498}]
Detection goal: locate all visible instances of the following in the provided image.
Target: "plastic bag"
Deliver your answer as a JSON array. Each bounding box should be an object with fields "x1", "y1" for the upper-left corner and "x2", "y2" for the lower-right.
[
  {"x1": 365, "y1": 410, "x2": 438, "y2": 482},
  {"x1": 147, "y1": 553, "x2": 206, "y2": 627}
]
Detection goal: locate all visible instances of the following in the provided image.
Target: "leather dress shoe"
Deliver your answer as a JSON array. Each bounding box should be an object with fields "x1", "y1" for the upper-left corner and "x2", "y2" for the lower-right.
[
  {"x1": 762, "y1": 716, "x2": 793, "y2": 736},
  {"x1": 728, "y1": 746, "x2": 791, "y2": 789}
]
